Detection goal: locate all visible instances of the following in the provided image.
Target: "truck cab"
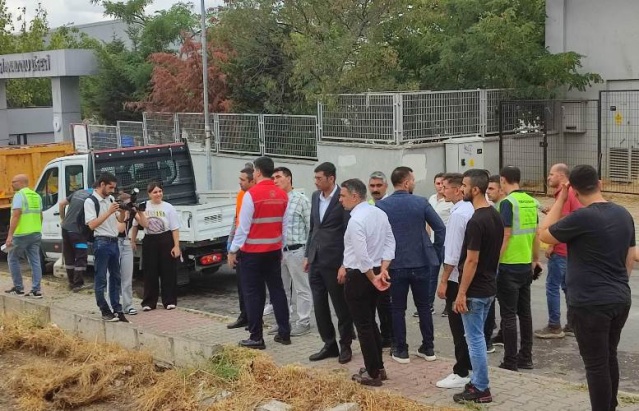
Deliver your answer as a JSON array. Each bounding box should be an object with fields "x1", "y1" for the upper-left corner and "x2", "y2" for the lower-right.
[{"x1": 35, "y1": 142, "x2": 236, "y2": 284}]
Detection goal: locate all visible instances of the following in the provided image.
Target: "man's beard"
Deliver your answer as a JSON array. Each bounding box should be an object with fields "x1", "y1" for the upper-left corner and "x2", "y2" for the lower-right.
[{"x1": 463, "y1": 191, "x2": 473, "y2": 202}]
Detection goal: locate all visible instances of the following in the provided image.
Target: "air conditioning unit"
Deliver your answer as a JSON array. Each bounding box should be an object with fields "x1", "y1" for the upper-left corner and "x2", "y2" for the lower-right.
[{"x1": 607, "y1": 147, "x2": 639, "y2": 182}]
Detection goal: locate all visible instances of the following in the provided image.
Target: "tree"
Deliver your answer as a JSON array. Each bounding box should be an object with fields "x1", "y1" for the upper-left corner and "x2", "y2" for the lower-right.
[
  {"x1": 392, "y1": 0, "x2": 601, "y2": 97},
  {"x1": 131, "y1": 36, "x2": 231, "y2": 113},
  {"x1": 212, "y1": 1, "x2": 307, "y2": 114}
]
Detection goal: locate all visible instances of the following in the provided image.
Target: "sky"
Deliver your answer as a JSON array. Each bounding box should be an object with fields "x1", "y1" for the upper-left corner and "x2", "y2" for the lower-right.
[{"x1": 4, "y1": 0, "x2": 225, "y2": 29}]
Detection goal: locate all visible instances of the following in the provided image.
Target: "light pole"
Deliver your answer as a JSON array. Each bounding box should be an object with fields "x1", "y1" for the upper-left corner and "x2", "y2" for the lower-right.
[{"x1": 201, "y1": 0, "x2": 213, "y2": 190}]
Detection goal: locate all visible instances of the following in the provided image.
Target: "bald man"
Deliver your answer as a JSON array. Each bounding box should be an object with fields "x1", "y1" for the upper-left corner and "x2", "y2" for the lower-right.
[
  {"x1": 534, "y1": 164, "x2": 582, "y2": 339},
  {"x1": 5, "y1": 174, "x2": 44, "y2": 297}
]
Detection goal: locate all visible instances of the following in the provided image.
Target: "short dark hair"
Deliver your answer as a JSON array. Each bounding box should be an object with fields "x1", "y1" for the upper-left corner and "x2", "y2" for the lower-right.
[
  {"x1": 391, "y1": 166, "x2": 413, "y2": 187},
  {"x1": 340, "y1": 178, "x2": 367, "y2": 199},
  {"x1": 569, "y1": 165, "x2": 599, "y2": 195},
  {"x1": 442, "y1": 172, "x2": 463, "y2": 187},
  {"x1": 147, "y1": 181, "x2": 163, "y2": 193},
  {"x1": 273, "y1": 166, "x2": 293, "y2": 185},
  {"x1": 488, "y1": 174, "x2": 501, "y2": 184},
  {"x1": 240, "y1": 166, "x2": 254, "y2": 181},
  {"x1": 463, "y1": 169, "x2": 490, "y2": 194},
  {"x1": 96, "y1": 172, "x2": 117, "y2": 186},
  {"x1": 314, "y1": 162, "x2": 336, "y2": 179},
  {"x1": 434, "y1": 172, "x2": 445, "y2": 182},
  {"x1": 253, "y1": 156, "x2": 275, "y2": 178},
  {"x1": 500, "y1": 165, "x2": 521, "y2": 184}
]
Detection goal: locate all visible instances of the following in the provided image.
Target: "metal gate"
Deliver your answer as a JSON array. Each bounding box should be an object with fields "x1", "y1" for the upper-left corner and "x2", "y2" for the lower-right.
[
  {"x1": 499, "y1": 99, "x2": 599, "y2": 194},
  {"x1": 600, "y1": 90, "x2": 639, "y2": 194}
]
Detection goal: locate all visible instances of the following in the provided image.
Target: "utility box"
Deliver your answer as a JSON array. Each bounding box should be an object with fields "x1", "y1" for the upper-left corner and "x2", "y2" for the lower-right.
[{"x1": 445, "y1": 137, "x2": 497, "y2": 174}]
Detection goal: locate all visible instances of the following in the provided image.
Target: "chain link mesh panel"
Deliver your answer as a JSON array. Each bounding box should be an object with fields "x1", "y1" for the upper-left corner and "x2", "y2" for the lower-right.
[
  {"x1": 320, "y1": 94, "x2": 396, "y2": 143},
  {"x1": 487, "y1": 89, "x2": 510, "y2": 134},
  {"x1": 116, "y1": 121, "x2": 145, "y2": 147},
  {"x1": 176, "y1": 112, "x2": 210, "y2": 146},
  {"x1": 87, "y1": 125, "x2": 119, "y2": 150},
  {"x1": 263, "y1": 115, "x2": 318, "y2": 159},
  {"x1": 143, "y1": 112, "x2": 177, "y2": 145},
  {"x1": 401, "y1": 90, "x2": 481, "y2": 142},
  {"x1": 217, "y1": 114, "x2": 260, "y2": 154}
]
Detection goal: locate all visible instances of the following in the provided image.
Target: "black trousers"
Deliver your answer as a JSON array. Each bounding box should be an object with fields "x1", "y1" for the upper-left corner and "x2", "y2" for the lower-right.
[
  {"x1": 377, "y1": 289, "x2": 393, "y2": 341},
  {"x1": 446, "y1": 280, "x2": 472, "y2": 377},
  {"x1": 497, "y1": 266, "x2": 533, "y2": 367},
  {"x1": 309, "y1": 263, "x2": 353, "y2": 349},
  {"x1": 571, "y1": 303, "x2": 630, "y2": 411},
  {"x1": 62, "y1": 229, "x2": 88, "y2": 288},
  {"x1": 344, "y1": 269, "x2": 383, "y2": 378},
  {"x1": 484, "y1": 298, "x2": 498, "y2": 344},
  {"x1": 240, "y1": 250, "x2": 290, "y2": 341},
  {"x1": 235, "y1": 255, "x2": 247, "y2": 320},
  {"x1": 141, "y1": 231, "x2": 177, "y2": 308}
]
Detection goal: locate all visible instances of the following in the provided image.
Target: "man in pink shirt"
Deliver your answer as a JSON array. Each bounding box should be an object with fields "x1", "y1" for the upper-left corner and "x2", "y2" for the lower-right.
[{"x1": 535, "y1": 164, "x2": 582, "y2": 339}]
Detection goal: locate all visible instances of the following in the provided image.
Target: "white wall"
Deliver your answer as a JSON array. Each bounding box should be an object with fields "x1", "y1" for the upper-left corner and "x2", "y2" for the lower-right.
[
  {"x1": 547, "y1": 0, "x2": 639, "y2": 99},
  {"x1": 189, "y1": 142, "x2": 449, "y2": 200}
]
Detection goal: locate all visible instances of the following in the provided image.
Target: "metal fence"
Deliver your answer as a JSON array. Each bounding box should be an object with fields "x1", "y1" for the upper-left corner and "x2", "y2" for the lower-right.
[
  {"x1": 499, "y1": 99, "x2": 599, "y2": 194},
  {"x1": 116, "y1": 121, "x2": 145, "y2": 147},
  {"x1": 318, "y1": 89, "x2": 507, "y2": 145},
  {"x1": 87, "y1": 125, "x2": 119, "y2": 150},
  {"x1": 263, "y1": 114, "x2": 318, "y2": 159},
  {"x1": 176, "y1": 113, "x2": 207, "y2": 145},
  {"x1": 143, "y1": 112, "x2": 176, "y2": 145},
  {"x1": 600, "y1": 90, "x2": 639, "y2": 194}
]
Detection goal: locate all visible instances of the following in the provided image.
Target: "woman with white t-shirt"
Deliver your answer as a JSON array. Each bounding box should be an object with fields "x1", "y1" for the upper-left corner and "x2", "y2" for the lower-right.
[{"x1": 131, "y1": 182, "x2": 181, "y2": 311}]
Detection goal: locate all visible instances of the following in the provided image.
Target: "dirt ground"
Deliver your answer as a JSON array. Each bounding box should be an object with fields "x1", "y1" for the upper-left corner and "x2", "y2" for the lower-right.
[{"x1": 0, "y1": 351, "x2": 134, "y2": 411}]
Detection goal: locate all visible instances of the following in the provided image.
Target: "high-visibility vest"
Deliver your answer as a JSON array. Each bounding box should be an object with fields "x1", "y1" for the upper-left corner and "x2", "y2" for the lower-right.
[
  {"x1": 500, "y1": 191, "x2": 537, "y2": 265},
  {"x1": 14, "y1": 188, "x2": 43, "y2": 236},
  {"x1": 241, "y1": 180, "x2": 288, "y2": 253}
]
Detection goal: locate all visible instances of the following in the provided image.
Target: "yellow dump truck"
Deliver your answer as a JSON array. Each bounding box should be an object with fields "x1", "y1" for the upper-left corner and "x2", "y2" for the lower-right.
[{"x1": 0, "y1": 142, "x2": 75, "y2": 244}]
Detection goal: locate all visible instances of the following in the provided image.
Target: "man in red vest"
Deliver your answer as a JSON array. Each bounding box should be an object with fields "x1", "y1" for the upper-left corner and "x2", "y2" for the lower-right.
[{"x1": 228, "y1": 156, "x2": 291, "y2": 349}]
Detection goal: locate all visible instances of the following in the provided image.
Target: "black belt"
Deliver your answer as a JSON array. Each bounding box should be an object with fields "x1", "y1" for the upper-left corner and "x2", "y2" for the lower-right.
[
  {"x1": 283, "y1": 244, "x2": 304, "y2": 252},
  {"x1": 95, "y1": 236, "x2": 118, "y2": 242}
]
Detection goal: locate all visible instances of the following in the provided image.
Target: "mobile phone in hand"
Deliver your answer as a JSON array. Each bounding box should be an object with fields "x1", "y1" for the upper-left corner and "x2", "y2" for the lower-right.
[{"x1": 533, "y1": 265, "x2": 543, "y2": 280}]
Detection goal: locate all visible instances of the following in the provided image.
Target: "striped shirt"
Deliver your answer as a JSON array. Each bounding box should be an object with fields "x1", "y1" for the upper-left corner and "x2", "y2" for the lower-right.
[{"x1": 285, "y1": 190, "x2": 311, "y2": 246}]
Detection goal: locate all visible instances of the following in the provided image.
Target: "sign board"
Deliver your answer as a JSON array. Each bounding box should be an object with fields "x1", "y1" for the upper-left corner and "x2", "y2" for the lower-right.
[{"x1": 72, "y1": 124, "x2": 89, "y2": 153}]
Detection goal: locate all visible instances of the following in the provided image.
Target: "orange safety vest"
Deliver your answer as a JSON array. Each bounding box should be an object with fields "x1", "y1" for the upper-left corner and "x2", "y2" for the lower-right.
[{"x1": 241, "y1": 180, "x2": 288, "y2": 253}]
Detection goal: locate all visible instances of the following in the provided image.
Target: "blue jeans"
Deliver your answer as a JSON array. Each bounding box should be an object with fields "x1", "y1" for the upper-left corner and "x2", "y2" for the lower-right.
[
  {"x1": 8, "y1": 232, "x2": 42, "y2": 292},
  {"x1": 546, "y1": 254, "x2": 567, "y2": 327},
  {"x1": 390, "y1": 267, "x2": 433, "y2": 350},
  {"x1": 461, "y1": 296, "x2": 494, "y2": 391},
  {"x1": 93, "y1": 238, "x2": 122, "y2": 314}
]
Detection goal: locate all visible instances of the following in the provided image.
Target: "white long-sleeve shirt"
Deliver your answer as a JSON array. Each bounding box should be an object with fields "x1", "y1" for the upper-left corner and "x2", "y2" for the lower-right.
[
  {"x1": 444, "y1": 200, "x2": 475, "y2": 283},
  {"x1": 229, "y1": 190, "x2": 289, "y2": 253},
  {"x1": 343, "y1": 202, "x2": 395, "y2": 272}
]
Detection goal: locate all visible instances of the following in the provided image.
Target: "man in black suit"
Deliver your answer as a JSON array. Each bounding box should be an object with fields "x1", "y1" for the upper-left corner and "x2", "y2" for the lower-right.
[{"x1": 304, "y1": 162, "x2": 353, "y2": 364}]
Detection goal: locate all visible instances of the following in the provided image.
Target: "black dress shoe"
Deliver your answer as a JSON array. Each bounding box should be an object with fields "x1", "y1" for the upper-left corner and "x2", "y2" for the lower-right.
[
  {"x1": 238, "y1": 339, "x2": 266, "y2": 350},
  {"x1": 274, "y1": 334, "x2": 291, "y2": 345},
  {"x1": 338, "y1": 346, "x2": 352, "y2": 364},
  {"x1": 309, "y1": 345, "x2": 339, "y2": 361},
  {"x1": 227, "y1": 317, "x2": 248, "y2": 329},
  {"x1": 359, "y1": 367, "x2": 388, "y2": 381},
  {"x1": 517, "y1": 359, "x2": 534, "y2": 370},
  {"x1": 351, "y1": 371, "x2": 382, "y2": 386}
]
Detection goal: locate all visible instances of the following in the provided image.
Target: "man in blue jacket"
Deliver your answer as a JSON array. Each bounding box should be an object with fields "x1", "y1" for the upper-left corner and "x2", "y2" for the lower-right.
[{"x1": 377, "y1": 167, "x2": 446, "y2": 364}]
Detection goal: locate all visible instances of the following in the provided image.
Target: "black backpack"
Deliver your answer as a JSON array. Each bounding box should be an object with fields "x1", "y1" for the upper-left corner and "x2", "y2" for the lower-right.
[{"x1": 76, "y1": 195, "x2": 100, "y2": 243}]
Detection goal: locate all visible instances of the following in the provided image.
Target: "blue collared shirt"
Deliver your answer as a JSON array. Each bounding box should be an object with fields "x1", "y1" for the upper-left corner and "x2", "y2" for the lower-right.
[{"x1": 377, "y1": 190, "x2": 446, "y2": 269}]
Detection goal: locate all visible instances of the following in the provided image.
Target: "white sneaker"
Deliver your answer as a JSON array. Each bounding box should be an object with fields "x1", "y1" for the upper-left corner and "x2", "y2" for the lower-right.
[
  {"x1": 263, "y1": 304, "x2": 274, "y2": 316},
  {"x1": 166, "y1": 304, "x2": 176, "y2": 310},
  {"x1": 436, "y1": 373, "x2": 471, "y2": 389}
]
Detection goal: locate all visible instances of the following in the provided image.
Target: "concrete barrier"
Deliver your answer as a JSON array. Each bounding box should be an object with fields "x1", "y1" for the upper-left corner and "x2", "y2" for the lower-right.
[{"x1": 0, "y1": 294, "x2": 221, "y2": 368}]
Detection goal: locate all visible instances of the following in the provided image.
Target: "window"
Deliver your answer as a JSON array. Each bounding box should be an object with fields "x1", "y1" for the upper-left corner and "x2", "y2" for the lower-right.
[
  {"x1": 35, "y1": 167, "x2": 59, "y2": 211},
  {"x1": 66, "y1": 165, "x2": 85, "y2": 196}
]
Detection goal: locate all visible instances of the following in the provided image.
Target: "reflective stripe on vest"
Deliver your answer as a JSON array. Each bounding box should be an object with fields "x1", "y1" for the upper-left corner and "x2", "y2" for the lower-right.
[
  {"x1": 242, "y1": 180, "x2": 288, "y2": 253},
  {"x1": 14, "y1": 188, "x2": 43, "y2": 236},
  {"x1": 500, "y1": 192, "x2": 537, "y2": 265}
]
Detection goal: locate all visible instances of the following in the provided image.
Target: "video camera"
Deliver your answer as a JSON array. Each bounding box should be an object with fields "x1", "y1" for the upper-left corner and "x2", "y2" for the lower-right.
[{"x1": 116, "y1": 188, "x2": 146, "y2": 213}]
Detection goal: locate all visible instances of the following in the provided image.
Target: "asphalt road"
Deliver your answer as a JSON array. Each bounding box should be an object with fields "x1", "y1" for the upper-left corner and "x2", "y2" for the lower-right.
[{"x1": 3, "y1": 257, "x2": 639, "y2": 393}]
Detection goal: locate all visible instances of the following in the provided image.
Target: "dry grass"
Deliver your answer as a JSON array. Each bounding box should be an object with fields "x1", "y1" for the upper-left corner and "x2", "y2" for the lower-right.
[{"x1": 0, "y1": 314, "x2": 451, "y2": 411}]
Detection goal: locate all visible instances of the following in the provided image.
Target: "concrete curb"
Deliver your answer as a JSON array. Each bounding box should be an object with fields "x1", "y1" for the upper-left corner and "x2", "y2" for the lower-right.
[{"x1": 0, "y1": 293, "x2": 223, "y2": 368}]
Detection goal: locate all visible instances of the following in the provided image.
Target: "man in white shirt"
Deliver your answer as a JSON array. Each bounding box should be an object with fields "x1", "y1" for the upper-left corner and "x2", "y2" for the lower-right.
[
  {"x1": 435, "y1": 173, "x2": 475, "y2": 389},
  {"x1": 338, "y1": 178, "x2": 396, "y2": 387},
  {"x1": 426, "y1": 172, "x2": 453, "y2": 316},
  {"x1": 367, "y1": 170, "x2": 392, "y2": 347},
  {"x1": 84, "y1": 172, "x2": 126, "y2": 323}
]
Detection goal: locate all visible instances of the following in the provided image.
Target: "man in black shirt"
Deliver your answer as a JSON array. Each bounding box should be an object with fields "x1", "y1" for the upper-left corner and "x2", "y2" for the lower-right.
[
  {"x1": 452, "y1": 169, "x2": 504, "y2": 404},
  {"x1": 540, "y1": 165, "x2": 635, "y2": 411}
]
